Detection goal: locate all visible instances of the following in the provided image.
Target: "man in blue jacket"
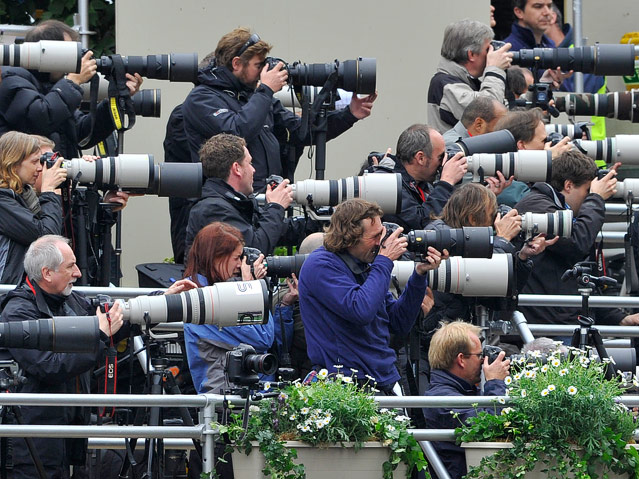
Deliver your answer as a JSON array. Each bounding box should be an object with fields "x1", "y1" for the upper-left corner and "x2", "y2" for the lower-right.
[
  {"x1": 298, "y1": 198, "x2": 443, "y2": 393},
  {"x1": 182, "y1": 27, "x2": 376, "y2": 191},
  {"x1": 504, "y1": 0, "x2": 555, "y2": 51},
  {"x1": 424, "y1": 321, "x2": 510, "y2": 479}
]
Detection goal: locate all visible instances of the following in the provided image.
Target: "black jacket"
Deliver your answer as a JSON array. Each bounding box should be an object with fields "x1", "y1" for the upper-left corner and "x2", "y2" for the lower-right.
[
  {"x1": 186, "y1": 178, "x2": 300, "y2": 258},
  {"x1": 424, "y1": 369, "x2": 506, "y2": 479},
  {"x1": 380, "y1": 161, "x2": 454, "y2": 231},
  {"x1": 0, "y1": 280, "x2": 107, "y2": 477},
  {"x1": 0, "y1": 188, "x2": 62, "y2": 285},
  {"x1": 0, "y1": 67, "x2": 115, "y2": 158},
  {"x1": 514, "y1": 182, "x2": 625, "y2": 326},
  {"x1": 181, "y1": 65, "x2": 358, "y2": 191}
]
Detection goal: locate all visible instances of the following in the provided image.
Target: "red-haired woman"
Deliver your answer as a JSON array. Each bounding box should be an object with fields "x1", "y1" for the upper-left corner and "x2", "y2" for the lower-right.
[{"x1": 182, "y1": 222, "x2": 295, "y2": 394}]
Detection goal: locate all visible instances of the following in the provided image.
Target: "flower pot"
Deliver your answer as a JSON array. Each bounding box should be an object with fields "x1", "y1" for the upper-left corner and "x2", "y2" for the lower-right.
[
  {"x1": 232, "y1": 440, "x2": 407, "y2": 479},
  {"x1": 461, "y1": 442, "x2": 638, "y2": 479}
]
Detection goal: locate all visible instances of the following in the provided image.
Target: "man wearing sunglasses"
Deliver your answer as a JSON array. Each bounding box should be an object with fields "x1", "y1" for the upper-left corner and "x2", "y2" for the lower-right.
[
  {"x1": 423, "y1": 320, "x2": 510, "y2": 479},
  {"x1": 182, "y1": 28, "x2": 376, "y2": 192}
]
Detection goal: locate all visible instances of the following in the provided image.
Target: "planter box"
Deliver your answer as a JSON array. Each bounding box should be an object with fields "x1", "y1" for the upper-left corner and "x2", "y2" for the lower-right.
[
  {"x1": 462, "y1": 442, "x2": 637, "y2": 479},
  {"x1": 232, "y1": 441, "x2": 407, "y2": 479}
]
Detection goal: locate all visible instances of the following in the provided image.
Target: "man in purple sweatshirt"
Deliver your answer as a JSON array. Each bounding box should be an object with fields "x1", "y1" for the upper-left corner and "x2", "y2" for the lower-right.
[{"x1": 298, "y1": 198, "x2": 443, "y2": 393}]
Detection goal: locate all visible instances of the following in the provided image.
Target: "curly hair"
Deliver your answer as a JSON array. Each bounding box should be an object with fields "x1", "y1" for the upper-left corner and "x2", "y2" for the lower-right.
[
  {"x1": 199, "y1": 133, "x2": 246, "y2": 179},
  {"x1": 323, "y1": 199, "x2": 383, "y2": 253},
  {"x1": 0, "y1": 131, "x2": 42, "y2": 194}
]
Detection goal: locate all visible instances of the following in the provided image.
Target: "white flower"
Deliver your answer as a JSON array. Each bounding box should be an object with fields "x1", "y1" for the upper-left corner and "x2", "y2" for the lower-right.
[
  {"x1": 365, "y1": 374, "x2": 376, "y2": 382},
  {"x1": 322, "y1": 418, "x2": 330, "y2": 426},
  {"x1": 317, "y1": 369, "x2": 328, "y2": 380},
  {"x1": 559, "y1": 369, "x2": 568, "y2": 376},
  {"x1": 504, "y1": 376, "x2": 512, "y2": 385},
  {"x1": 395, "y1": 415, "x2": 410, "y2": 422},
  {"x1": 341, "y1": 376, "x2": 354, "y2": 384},
  {"x1": 249, "y1": 405, "x2": 260, "y2": 413},
  {"x1": 387, "y1": 425, "x2": 396, "y2": 432},
  {"x1": 383, "y1": 439, "x2": 392, "y2": 446},
  {"x1": 316, "y1": 421, "x2": 325, "y2": 429},
  {"x1": 278, "y1": 393, "x2": 288, "y2": 400},
  {"x1": 513, "y1": 373, "x2": 522, "y2": 381},
  {"x1": 567, "y1": 386, "x2": 578, "y2": 395},
  {"x1": 370, "y1": 416, "x2": 379, "y2": 424},
  {"x1": 579, "y1": 357, "x2": 590, "y2": 366},
  {"x1": 498, "y1": 397, "x2": 506, "y2": 404},
  {"x1": 541, "y1": 389, "x2": 549, "y2": 397},
  {"x1": 295, "y1": 382, "x2": 302, "y2": 388},
  {"x1": 289, "y1": 414, "x2": 296, "y2": 420},
  {"x1": 301, "y1": 407, "x2": 310, "y2": 415},
  {"x1": 501, "y1": 407, "x2": 513, "y2": 416},
  {"x1": 551, "y1": 358, "x2": 561, "y2": 367},
  {"x1": 524, "y1": 370, "x2": 536, "y2": 379},
  {"x1": 521, "y1": 389, "x2": 527, "y2": 398},
  {"x1": 301, "y1": 425, "x2": 310, "y2": 432},
  {"x1": 541, "y1": 365, "x2": 549, "y2": 373},
  {"x1": 350, "y1": 368, "x2": 359, "y2": 373},
  {"x1": 633, "y1": 377, "x2": 639, "y2": 388},
  {"x1": 263, "y1": 382, "x2": 271, "y2": 391},
  {"x1": 547, "y1": 384, "x2": 556, "y2": 391},
  {"x1": 379, "y1": 408, "x2": 389, "y2": 413},
  {"x1": 333, "y1": 364, "x2": 343, "y2": 370}
]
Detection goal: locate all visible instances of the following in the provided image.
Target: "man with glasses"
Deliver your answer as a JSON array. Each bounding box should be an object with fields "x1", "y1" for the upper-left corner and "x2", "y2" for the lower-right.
[
  {"x1": 423, "y1": 320, "x2": 510, "y2": 479},
  {"x1": 182, "y1": 27, "x2": 376, "y2": 191}
]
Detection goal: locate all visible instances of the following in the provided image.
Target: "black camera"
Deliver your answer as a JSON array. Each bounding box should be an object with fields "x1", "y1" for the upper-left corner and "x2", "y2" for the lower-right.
[
  {"x1": 264, "y1": 254, "x2": 309, "y2": 278},
  {"x1": 39, "y1": 151, "x2": 58, "y2": 169},
  {"x1": 225, "y1": 343, "x2": 278, "y2": 386},
  {"x1": 265, "y1": 56, "x2": 376, "y2": 94}
]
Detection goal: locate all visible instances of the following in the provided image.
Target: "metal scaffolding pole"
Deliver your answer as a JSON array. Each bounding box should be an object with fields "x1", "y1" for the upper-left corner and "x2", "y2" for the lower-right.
[{"x1": 572, "y1": 0, "x2": 584, "y2": 92}]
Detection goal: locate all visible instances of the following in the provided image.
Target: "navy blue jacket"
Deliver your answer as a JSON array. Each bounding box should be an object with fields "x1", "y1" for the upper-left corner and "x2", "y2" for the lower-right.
[
  {"x1": 504, "y1": 22, "x2": 555, "y2": 52},
  {"x1": 424, "y1": 369, "x2": 506, "y2": 479},
  {"x1": 0, "y1": 67, "x2": 115, "y2": 159},
  {"x1": 182, "y1": 65, "x2": 358, "y2": 191},
  {"x1": 298, "y1": 247, "x2": 428, "y2": 387}
]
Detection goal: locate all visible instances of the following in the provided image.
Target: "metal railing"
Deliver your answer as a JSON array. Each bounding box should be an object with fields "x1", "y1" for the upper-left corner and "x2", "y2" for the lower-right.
[{"x1": 1, "y1": 392, "x2": 639, "y2": 478}]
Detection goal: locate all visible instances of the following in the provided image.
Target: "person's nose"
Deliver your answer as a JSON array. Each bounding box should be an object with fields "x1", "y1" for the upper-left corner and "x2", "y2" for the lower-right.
[{"x1": 73, "y1": 265, "x2": 81, "y2": 278}]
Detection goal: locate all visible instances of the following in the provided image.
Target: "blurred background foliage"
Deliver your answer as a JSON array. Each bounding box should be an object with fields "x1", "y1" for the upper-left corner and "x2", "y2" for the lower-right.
[{"x1": 0, "y1": 0, "x2": 115, "y2": 55}]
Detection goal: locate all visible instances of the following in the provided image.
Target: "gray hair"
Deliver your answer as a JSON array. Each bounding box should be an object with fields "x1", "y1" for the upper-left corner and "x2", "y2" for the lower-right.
[
  {"x1": 551, "y1": 2, "x2": 562, "y2": 25},
  {"x1": 460, "y1": 97, "x2": 503, "y2": 128},
  {"x1": 521, "y1": 337, "x2": 568, "y2": 355},
  {"x1": 396, "y1": 124, "x2": 433, "y2": 165},
  {"x1": 441, "y1": 19, "x2": 494, "y2": 64},
  {"x1": 24, "y1": 235, "x2": 70, "y2": 282}
]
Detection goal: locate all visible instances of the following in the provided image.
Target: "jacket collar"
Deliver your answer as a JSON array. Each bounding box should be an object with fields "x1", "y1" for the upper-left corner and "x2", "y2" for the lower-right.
[
  {"x1": 430, "y1": 369, "x2": 478, "y2": 395},
  {"x1": 436, "y1": 57, "x2": 477, "y2": 88},
  {"x1": 529, "y1": 182, "x2": 566, "y2": 209},
  {"x1": 509, "y1": 21, "x2": 555, "y2": 48}
]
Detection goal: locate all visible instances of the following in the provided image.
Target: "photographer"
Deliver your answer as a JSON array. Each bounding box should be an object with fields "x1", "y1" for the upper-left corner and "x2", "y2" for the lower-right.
[
  {"x1": 0, "y1": 20, "x2": 143, "y2": 159},
  {"x1": 427, "y1": 19, "x2": 513, "y2": 133},
  {"x1": 182, "y1": 27, "x2": 375, "y2": 191},
  {"x1": 0, "y1": 131, "x2": 67, "y2": 284},
  {"x1": 298, "y1": 198, "x2": 443, "y2": 393},
  {"x1": 186, "y1": 133, "x2": 307, "y2": 259},
  {"x1": 0, "y1": 235, "x2": 125, "y2": 479},
  {"x1": 182, "y1": 222, "x2": 294, "y2": 394},
  {"x1": 442, "y1": 96, "x2": 507, "y2": 146},
  {"x1": 514, "y1": 150, "x2": 639, "y2": 329},
  {"x1": 424, "y1": 320, "x2": 510, "y2": 479}
]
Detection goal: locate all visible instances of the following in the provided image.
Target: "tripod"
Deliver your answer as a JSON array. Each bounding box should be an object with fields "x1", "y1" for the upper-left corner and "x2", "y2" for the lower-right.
[
  {"x1": 117, "y1": 337, "x2": 202, "y2": 479},
  {"x1": 563, "y1": 263, "x2": 618, "y2": 380}
]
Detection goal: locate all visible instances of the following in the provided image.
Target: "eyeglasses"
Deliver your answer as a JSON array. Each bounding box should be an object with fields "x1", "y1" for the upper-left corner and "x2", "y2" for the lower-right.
[
  {"x1": 236, "y1": 33, "x2": 260, "y2": 59},
  {"x1": 463, "y1": 352, "x2": 484, "y2": 360}
]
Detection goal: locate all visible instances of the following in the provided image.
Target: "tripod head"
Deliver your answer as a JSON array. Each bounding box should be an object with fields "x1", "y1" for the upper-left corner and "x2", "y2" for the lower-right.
[{"x1": 561, "y1": 261, "x2": 618, "y2": 290}]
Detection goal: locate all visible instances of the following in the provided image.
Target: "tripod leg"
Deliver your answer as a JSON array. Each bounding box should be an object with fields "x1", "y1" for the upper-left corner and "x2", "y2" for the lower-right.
[
  {"x1": 11, "y1": 406, "x2": 47, "y2": 479},
  {"x1": 589, "y1": 329, "x2": 614, "y2": 380},
  {"x1": 162, "y1": 373, "x2": 203, "y2": 461}
]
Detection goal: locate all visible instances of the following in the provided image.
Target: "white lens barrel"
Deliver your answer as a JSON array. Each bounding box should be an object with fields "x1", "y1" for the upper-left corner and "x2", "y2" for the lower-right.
[
  {"x1": 64, "y1": 154, "x2": 154, "y2": 189},
  {"x1": 2, "y1": 41, "x2": 82, "y2": 73},
  {"x1": 120, "y1": 280, "x2": 268, "y2": 327},
  {"x1": 520, "y1": 210, "x2": 573, "y2": 239},
  {"x1": 292, "y1": 173, "x2": 402, "y2": 214},
  {"x1": 468, "y1": 151, "x2": 552, "y2": 183},
  {"x1": 428, "y1": 254, "x2": 514, "y2": 297},
  {"x1": 614, "y1": 178, "x2": 639, "y2": 202}
]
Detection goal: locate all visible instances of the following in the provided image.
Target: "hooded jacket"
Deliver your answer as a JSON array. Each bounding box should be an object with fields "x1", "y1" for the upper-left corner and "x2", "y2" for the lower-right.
[
  {"x1": 514, "y1": 182, "x2": 625, "y2": 326},
  {"x1": 427, "y1": 57, "x2": 507, "y2": 133},
  {"x1": 0, "y1": 67, "x2": 116, "y2": 159},
  {"x1": 182, "y1": 65, "x2": 358, "y2": 191}
]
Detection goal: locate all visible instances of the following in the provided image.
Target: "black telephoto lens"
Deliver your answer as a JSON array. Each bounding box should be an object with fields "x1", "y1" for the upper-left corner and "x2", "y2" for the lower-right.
[{"x1": 407, "y1": 227, "x2": 494, "y2": 258}]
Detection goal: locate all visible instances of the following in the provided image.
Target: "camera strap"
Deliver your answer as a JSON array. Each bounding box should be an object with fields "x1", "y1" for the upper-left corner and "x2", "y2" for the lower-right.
[
  {"x1": 105, "y1": 55, "x2": 136, "y2": 133},
  {"x1": 335, "y1": 252, "x2": 369, "y2": 285},
  {"x1": 78, "y1": 74, "x2": 100, "y2": 148},
  {"x1": 100, "y1": 302, "x2": 117, "y2": 418}
]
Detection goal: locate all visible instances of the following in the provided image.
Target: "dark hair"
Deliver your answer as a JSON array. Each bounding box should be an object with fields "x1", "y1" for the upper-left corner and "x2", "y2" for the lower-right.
[
  {"x1": 199, "y1": 133, "x2": 246, "y2": 179},
  {"x1": 506, "y1": 66, "x2": 531, "y2": 98},
  {"x1": 215, "y1": 27, "x2": 271, "y2": 70},
  {"x1": 323, "y1": 199, "x2": 383, "y2": 253},
  {"x1": 512, "y1": 0, "x2": 529, "y2": 11},
  {"x1": 550, "y1": 150, "x2": 597, "y2": 192},
  {"x1": 441, "y1": 183, "x2": 497, "y2": 228},
  {"x1": 25, "y1": 20, "x2": 79, "y2": 42},
  {"x1": 494, "y1": 108, "x2": 543, "y2": 144},
  {"x1": 183, "y1": 222, "x2": 244, "y2": 287},
  {"x1": 396, "y1": 124, "x2": 432, "y2": 165},
  {"x1": 460, "y1": 97, "x2": 502, "y2": 128}
]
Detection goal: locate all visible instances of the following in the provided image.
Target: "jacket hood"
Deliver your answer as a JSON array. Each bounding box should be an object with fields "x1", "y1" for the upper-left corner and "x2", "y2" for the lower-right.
[
  {"x1": 529, "y1": 182, "x2": 565, "y2": 209},
  {"x1": 196, "y1": 65, "x2": 254, "y2": 96}
]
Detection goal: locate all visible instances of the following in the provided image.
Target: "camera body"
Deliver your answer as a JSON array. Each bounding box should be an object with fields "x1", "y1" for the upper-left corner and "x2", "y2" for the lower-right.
[
  {"x1": 39, "y1": 152, "x2": 58, "y2": 169},
  {"x1": 225, "y1": 343, "x2": 278, "y2": 386}
]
